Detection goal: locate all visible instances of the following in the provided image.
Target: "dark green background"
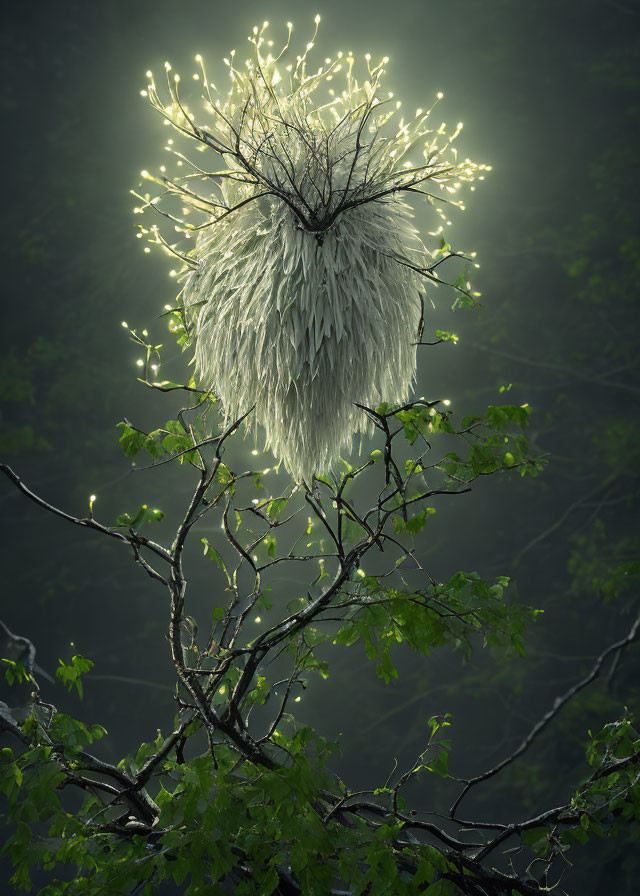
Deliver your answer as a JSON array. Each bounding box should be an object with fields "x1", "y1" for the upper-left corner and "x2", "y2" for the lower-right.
[{"x1": 1, "y1": 0, "x2": 639, "y2": 892}]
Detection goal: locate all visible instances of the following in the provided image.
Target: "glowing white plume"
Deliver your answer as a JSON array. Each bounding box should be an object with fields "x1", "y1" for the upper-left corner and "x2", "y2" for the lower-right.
[{"x1": 134, "y1": 19, "x2": 488, "y2": 482}]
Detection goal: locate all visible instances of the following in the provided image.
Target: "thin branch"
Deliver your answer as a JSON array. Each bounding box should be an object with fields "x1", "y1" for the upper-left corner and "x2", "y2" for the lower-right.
[{"x1": 450, "y1": 612, "x2": 640, "y2": 819}]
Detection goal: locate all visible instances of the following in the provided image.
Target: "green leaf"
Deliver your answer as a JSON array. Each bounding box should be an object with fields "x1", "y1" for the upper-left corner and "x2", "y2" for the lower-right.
[
  {"x1": 521, "y1": 827, "x2": 549, "y2": 849},
  {"x1": 116, "y1": 422, "x2": 147, "y2": 457},
  {"x1": 435, "y1": 329, "x2": 459, "y2": 344},
  {"x1": 427, "y1": 749, "x2": 449, "y2": 778},
  {"x1": 1, "y1": 659, "x2": 30, "y2": 687},
  {"x1": 114, "y1": 505, "x2": 164, "y2": 529},
  {"x1": 405, "y1": 507, "x2": 436, "y2": 535},
  {"x1": 202, "y1": 538, "x2": 225, "y2": 570},
  {"x1": 266, "y1": 497, "x2": 288, "y2": 519},
  {"x1": 55, "y1": 655, "x2": 94, "y2": 700}
]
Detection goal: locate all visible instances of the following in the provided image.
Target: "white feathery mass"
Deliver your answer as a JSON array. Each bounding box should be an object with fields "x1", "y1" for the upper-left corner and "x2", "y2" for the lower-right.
[
  {"x1": 184, "y1": 195, "x2": 423, "y2": 482},
  {"x1": 135, "y1": 19, "x2": 487, "y2": 482}
]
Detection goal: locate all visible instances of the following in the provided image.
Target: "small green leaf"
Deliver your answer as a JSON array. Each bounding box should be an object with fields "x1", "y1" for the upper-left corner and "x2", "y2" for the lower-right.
[
  {"x1": 266, "y1": 497, "x2": 287, "y2": 519},
  {"x1": 116, "y1": 422, "x2": 147, "y2": 457},
  {"x1": 202, "y1": 538, "x2": 225, "y2": 569}
]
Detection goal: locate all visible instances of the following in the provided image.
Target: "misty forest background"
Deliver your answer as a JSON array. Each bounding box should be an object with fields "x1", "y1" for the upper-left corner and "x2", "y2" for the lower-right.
[{"x1": 1, "y1": 0, "x2": 639, "y2": 892}]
